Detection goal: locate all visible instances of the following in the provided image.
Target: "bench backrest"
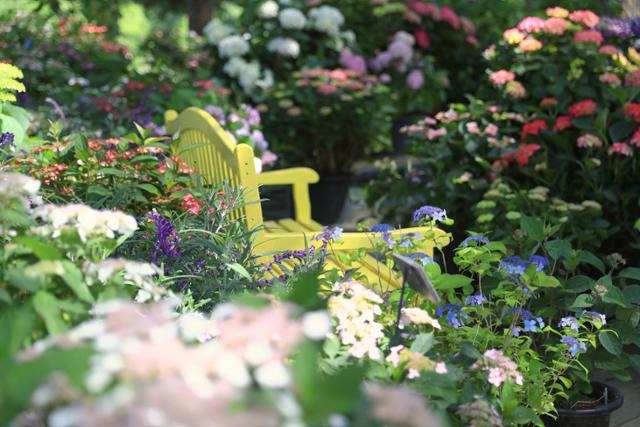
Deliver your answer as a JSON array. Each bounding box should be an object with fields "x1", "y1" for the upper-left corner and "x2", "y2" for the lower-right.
[{"x1": 164, "y1": 107, "x2": 263, "y2": 230}]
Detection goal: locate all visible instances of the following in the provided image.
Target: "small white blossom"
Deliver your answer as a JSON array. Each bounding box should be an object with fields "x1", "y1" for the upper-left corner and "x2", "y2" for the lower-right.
[
  {"x1": 254, "y1": 360, "x2": 290, "y2": 388},
  {"x1": 258, "y1": 0, "x2": 279, "y2": 18},
  {"x1": 0, "y1": 172, "x2": 40, "y2": 197},
  {"x1": 203, "y1": 19, "x2": 235, "y2": 45},
  {"x1": 267, "y1": 37, "x2": 300, "y2": 57},
  {"x1": 217, "y1": 35, "x2": 250, "y2": 58},
  {"x1": 308, "y1": 6, "x2": 344, "y2": 36},
  {"x1": 302, "y1": 310, "x2": 331, "y2": 340},
  {"x1": 278, "y1": 8, "x2": 307, "y2": 30}
]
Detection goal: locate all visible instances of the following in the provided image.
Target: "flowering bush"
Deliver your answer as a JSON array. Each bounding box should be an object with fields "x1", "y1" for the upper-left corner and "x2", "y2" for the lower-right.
[
  {"x1": 264, "y1": 68, "x2": 392, "y2": 175},
  {"x1": 0, "y1": 171, "x2": 165, "y2": 346},
  {"x1": 204, "y1": 0, "x2": 353, "y2": 97},
  {"x1": 5, "y1": 124, "x2": 199, "y2": 216}
]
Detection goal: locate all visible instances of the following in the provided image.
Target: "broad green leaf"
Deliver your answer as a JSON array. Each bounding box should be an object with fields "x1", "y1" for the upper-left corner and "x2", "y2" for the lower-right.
[
  {"x1": 570, "y1": 294, "x2": 594, "y2": 308},
  {"x1": 620, "y1": 267, "x2": 640, "y2": 281},
  {"x1": 564, "y1": 275, "x2": 594, "y2": 293},
  {"x1": 13, "y1": 237, "x2": 62, "y2": 260},
  {"x1": 432, "y1": 274, "x2": 471, "y2": 290},
  {"x1": 579, "y1": 250, "x2": 605, "y2": 273},
  {"x1": 410, "y1": 333, "x2": 435, "y2": 353},
  {"x1": 520, "y1": 216, "x2": 544, "y2": 241},
  {"x1": 602, "y1": 286, "x2": 629, "y2": 308},
  {"x1": 630, "y1": 354, "x2": 640, "y2": 373},
  {"x1": 60, "y1": 261, "x2": 94, "y2": 303},
  {"x1": 599, "y1": 331, "x2": 622, "y2": 356},
  {"x1": 32, "y1": 291, "x2": 67, "y2": 334},
  {"x1": 136, "y1": 183, "x2": 161, "y2": 196},
  {"x1": 623, "y1": 285, "x2": 640, "y2": 304},
  {"x1": 608, "y1": 121, "x2": 633, "y2": 141},
  {"x1": 544, "y1": 239, "x2": 572, "y2": 261}
]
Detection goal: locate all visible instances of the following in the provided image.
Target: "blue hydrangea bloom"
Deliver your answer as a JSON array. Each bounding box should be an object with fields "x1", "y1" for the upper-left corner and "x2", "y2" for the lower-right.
[
  {"x1": 408, "y1": 253, "x2": 434, "y2": 266},
  {"x1": 465, "y1": 295, "x2": 487, "y2": 306},
  {"x1": 561, "y1": 335, "x2": 587, "y2": 357},
  {"x1": 459, "y1": 235, "x2": 490, "y2": 248},
  {"x1": 436, "y1": 303, "x2": 467, "y2": 328},
  {"x1": 559, "y1": 316, "x2": 580, "y2": 332},
  {"x1": 412, "y1": 205, "x2": 447, "y2": 224},
  {"x1": 369, "y1": 223, "x2": 395, "y2": 232},
  {"x1": 499, "y1": 255, "x2": 549, "y2": 276},
  {"x1": 581, "y1": 310, "x2": 607, "y2": 325}
]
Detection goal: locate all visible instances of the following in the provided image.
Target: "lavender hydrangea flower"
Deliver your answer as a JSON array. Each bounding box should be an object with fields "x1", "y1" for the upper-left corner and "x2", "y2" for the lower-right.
[
  {"x1": 499, "y1": 255, "x2": 548, "y2": 276},
  {"x1": 459, "y1": 235, "x2": 490, "y2": 248},
  {"x1": 412, "y1": 205, "x2": 447, "y2": 224},
  {"x1": 559, "y1": 316, "x2": 580, "y2": 332},
  {"x1": 204, "y1": 105, "x2": 227, "y2": 125},
  {"x1": 369, "y1": 223, "x2": 395, "y2": 232},
  {"x1": 581, "y1": 310, "x2": 607, "y2": 325},
  {"x1": 465, "y1": 295, "x2": 487, "y2": 306},
  {"x1": 561, "y1": 335, "x2": 587, "y2": 357},
  {"x1": 0, "y1": 132, "x2": 14, "y2": 147}
]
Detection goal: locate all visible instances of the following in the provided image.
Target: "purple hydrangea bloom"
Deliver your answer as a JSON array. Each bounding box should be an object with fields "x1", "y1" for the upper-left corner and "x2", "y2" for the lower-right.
[
  {"x1": 459, "y1": 235, "x2": 490, "y2": 248},
  {"x1": 465, "y1": 295, "x2": 487, "y2": 306},
  {"x1": 561, "y1": 335, "x2": 587, "y2": 357},
  {"x1": 499, "y1": 255, "x2": 549, "y2": 276},
  {"x1": 559, "y1": 316, "x2": 580, "y2": 332},
  {"x1": 339, "y1": 48, "x2": 367, "y2": 74},
  {"x1": 204, "y1": 105, "x2": 226, "y2": 125},
  {"x1": 147, "y1": 212, "x2": 182, "y2": 263},
  {"x1": 406, "y1": 69, "x2": 424, "y2": 90},
  {"x1": 0, "y1": 132, "x2": 15, "y2": 147},
  {"x1": 412, "y1": 205, "x2": 447, "y2": 223},
  {"x1": 243, "y1": 104, "x2": 261, "y2": 126},
  {"x1": 251, "y1": 130, "x2": 268, "y2": 151}
]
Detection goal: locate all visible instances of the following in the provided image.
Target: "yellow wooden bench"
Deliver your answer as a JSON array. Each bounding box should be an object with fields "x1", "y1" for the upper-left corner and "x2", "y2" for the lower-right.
[{"x1": 165, "y1": 107, "x2": 448, "y2": 291}]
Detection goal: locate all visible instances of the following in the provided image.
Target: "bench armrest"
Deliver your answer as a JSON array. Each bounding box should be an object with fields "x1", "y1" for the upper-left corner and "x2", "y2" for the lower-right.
[{"x1": 257, "y1": 167, "x2": 319, "y2": 222}]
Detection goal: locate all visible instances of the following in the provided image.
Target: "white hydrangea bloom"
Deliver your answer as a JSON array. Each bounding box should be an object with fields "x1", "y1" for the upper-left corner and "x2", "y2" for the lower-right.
[
  {"x1": 278, "y1": 8, "x2": 307, "y2": 30},
  {"x1": 257, "y1": 0, "x2": 279, "y2": 19},
  {"x1": 0, "y1": 172, "x2": 40, "y2": 197},
  {"x1": 203, "y1": 19, "x2": 235, "y2": 45},
  {"x1": 217, "y1": 35, "x2": 250, "y2": 58},
  {"x1": 34, "y1": 204, "x2": 137, "y2": 241},
  {"x1": 393, "y1": 30, "x2": 415, "y2": 46},
  {"x1": 308, "y1": 6, "x2": 345, "y2": 36},
  {"x1": 267, "y1": 37, "x2": 300, "y2": 57},
  {"x1": 342, "y1": 30, "x2": 356, "y2": 45},
  {"x1": 255, "y1": 68, "x2": 274, "y2": 90}
]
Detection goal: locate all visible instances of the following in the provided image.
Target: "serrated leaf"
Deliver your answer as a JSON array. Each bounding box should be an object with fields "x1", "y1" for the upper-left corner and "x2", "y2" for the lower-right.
[
  {"x1": 545, "y1": 239, "x2": 572, "y2": 261},
  {"x1": 520, "y1": 216, "x2": 544, "y2": 241},
  {"x1": 570, "y1": 294, "x2": 594, "y2": 308},
  {"x1": 410, "y1": 333, "x2": 435, "y2": 353},
  {"x1": 32, "y1": 291, "x2": 67, "y2": 334}
]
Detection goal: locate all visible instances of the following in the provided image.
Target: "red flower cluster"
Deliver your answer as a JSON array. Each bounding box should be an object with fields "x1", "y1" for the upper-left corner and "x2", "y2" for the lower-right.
[
  {"x1": 568, "y1": 100, "x2": 597, "y2": 117},
  {"x1": 521, "y1": 119, "x2": 547, "y2": 141},
  {"x1": 502, "y1": 143, "x2": 542, "y2": 166},
  {"x1": 626, "y1": 103, "x2": 640, "y2": 122},
  {"x1": 553, "y1": 116, "x2": 573, "y2": 132}
]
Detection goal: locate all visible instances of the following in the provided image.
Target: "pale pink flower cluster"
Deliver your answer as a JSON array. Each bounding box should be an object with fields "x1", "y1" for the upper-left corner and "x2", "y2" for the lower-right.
[
  {"x1": 471, "y1": 349, "x2": 523, "y2": 388},
  {"x1": 576, "y1": 134, "x2": 603, "y2": 149},
  {"x1": 599, "y1": 73, "x2": 621, "y2": 85},
  {"x1": 517, "y1": 16, "x2": 545, "y2": 33},
  {"x1": 18, "y1": 300, "x2": 307, "y2": 426},
  {"x1": 489, "y1": 69, "x2": 515, "y2": 86},
  {"x1": 505, "y1": 80, "x2": 526, "y2": 98},
  {"x1": 608, "y1": 142, "x2": 633, "y2": 157},
  {"x1": 569, "y1": 10, "x2": 600, "y2": 27},
  {"x1": 519, "y1": 36, "x2": 542, "y2": 52},
  {"x1": 546, "y1": 7, "x2": 569, "y2": 18},
  {"x1": 400, "y1": 307, "x2": 441, "y2": 329},
  {"x1": 574, "y1": 29, "x2": 603, "y2": 45},
  {"x1": 328, "y1": 280, "x2": 385, "y2": 359},
  {"x1": 543, "y1": 17, "x2": 568, "y2": 35}
]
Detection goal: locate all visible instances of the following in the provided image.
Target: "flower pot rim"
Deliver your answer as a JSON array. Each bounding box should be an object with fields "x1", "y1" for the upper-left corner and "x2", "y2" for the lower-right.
[{"x1": 556, "y1": 380, "x2": 624, "y2": 417}]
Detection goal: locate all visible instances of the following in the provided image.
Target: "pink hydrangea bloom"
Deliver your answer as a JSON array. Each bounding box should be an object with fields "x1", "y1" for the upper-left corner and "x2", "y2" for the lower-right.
[
  {"x1": 598, "y1": 45, "x2": 619, "y2": 55},
  {"x1": 546, "y1": 7, "x2": 569, "y2": 18},
  {"x1": 625, "y1": 70, "x2": 640, "y2": 87},
  {"x1": 460, "y1": 17, "x2": 476, "y2": 35},
  {"x1": 574, "y1": 30, "x2": 603, "y2": 45},
  {"x1": 577, "y1": 134, "x2": 603, "y2": 148},
  {"x1": 426, "y1": 127, "x2": 447, "y2": 140},
  {"x1": 471, "y1": 349, "x2": 523, "y2": 388},
  {"x1": 543, "y1": 17, "x2": 568, "y2": 35},
  {"x1": 260, "y1": 150, "x2": 278, "y2": 166},
  {"x1": 439, "y1": 6, "x2": 461, "y2": 29},
  {"x1": 608, "y1": 142, "x2": 633, "y2": 157},
  {"x1": 489, "y1": 69, "x2": 516, "y2": 86},
  {"x1": 466, "y1": 34, "x2": 479, "y2": 46},
  {"x1": 317, "y1": 83, "x2": 337, "y2": 95},
  {"x1": 505, "y1": 81, "x2": 526, "y2": 98},
  {"x1": 630, "y1": 129, "x2": 640, "y2": 147},
  {"x1": 484, "y1": 124, "x2": 499, "y2": 135},
  {"x1": 339, "y1": 48, "x2": 367, "y2": 74},
  {"x1": 406, "y1": 69, "x2": 425, "y2": 89},
  {"x1": 600, "y1": 73, "x2": 621, "y2": 85},
  {"x1": 414, "y1": 29, "x2": 430, "y2": 49},
  {"x1": 503, "y1": 28, "x2": 526, "y2": 44},
  {"x1": 569, "y1": 10, "x2": 600, "y2": 27},
  {"x1": 519, "y1": 37, "x2": 542, "y2": 52},
  {"x1": 517, "y1": 16, "x2": 545, "y2": 32},
  {"x1": 466, "y1": 121, "x2": 480, "y2": 134}
]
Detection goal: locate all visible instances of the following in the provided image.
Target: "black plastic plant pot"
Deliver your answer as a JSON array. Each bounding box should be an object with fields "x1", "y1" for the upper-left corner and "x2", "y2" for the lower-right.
[
  {"x1": 545, "y1": 381, "x2": 624, "y2": 427},
  {"x1": 309, "y1": 176, "x2": 350, "y2": 225}
]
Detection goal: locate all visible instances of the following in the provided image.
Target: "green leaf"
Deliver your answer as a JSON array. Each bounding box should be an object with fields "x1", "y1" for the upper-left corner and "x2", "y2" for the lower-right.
[
  {"x1": 98, "y1": 168, "x2": 125, "y2": 177},
  {"x1": 623, "y1": 285, "x2": 640, "y2": 304},
  {"x1": 599, "y1": 331, "x2": 622, "y2": 356},
  {"x1": 579, "y1": 250, "x2": 605, "y2": 273},
  {"x1": 620, "y1": 267, "x2": 640, "y2": 281},
  {"x1": 32, "y1": 291, "x2": 67, "y2": 334},
  {"x1": 432, "y1": 274, "x2": 471, "y2": 290},
  {"x1": 13, "y1": 237, "x2": 62, "y2": 260},
  {"x1": 136, "y1": 183, "x2": 161, "y2": 196},
  {"x1": 86, "y1": 185, "x2": 111, "y2": 196},
  {"x1": 60, "y1": 261, "x2": 94, "y2": 303},
  {"x1": 602, "y1": 286, "x2": 629, "y2": 308},
  {"x1": 570, "y1": 294, "x2": 594, "y2": 308},
  {"x1": 630, "y1": 354, "x2": 640, "y2": 373},
  {"x1": 225, "y1": 262, "x2": 251, "y2": 280},
  {"x1": 410, "y1": 333, "x2": 435, "y2": 353},
  {"x1": 608, "y1": 121, "x2": 633, "y2": 141},
  {"x1": 544, "y1": 239, "x2": 572, "y2": 262},
  {"x1": 520, "y1": 216, "x2": 544, "y2": 241},
  {"x1": 565, "y1": 275, "x2": 594, "y2": 293},
  {"x1": 536, "y1": 273, "x2": 560, "y2": 288}
]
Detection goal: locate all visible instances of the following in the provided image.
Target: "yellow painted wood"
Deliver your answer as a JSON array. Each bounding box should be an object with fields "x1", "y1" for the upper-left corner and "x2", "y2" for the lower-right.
[{"x1": 165, "y1": 107, "x2": 450, "y2": 291}]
